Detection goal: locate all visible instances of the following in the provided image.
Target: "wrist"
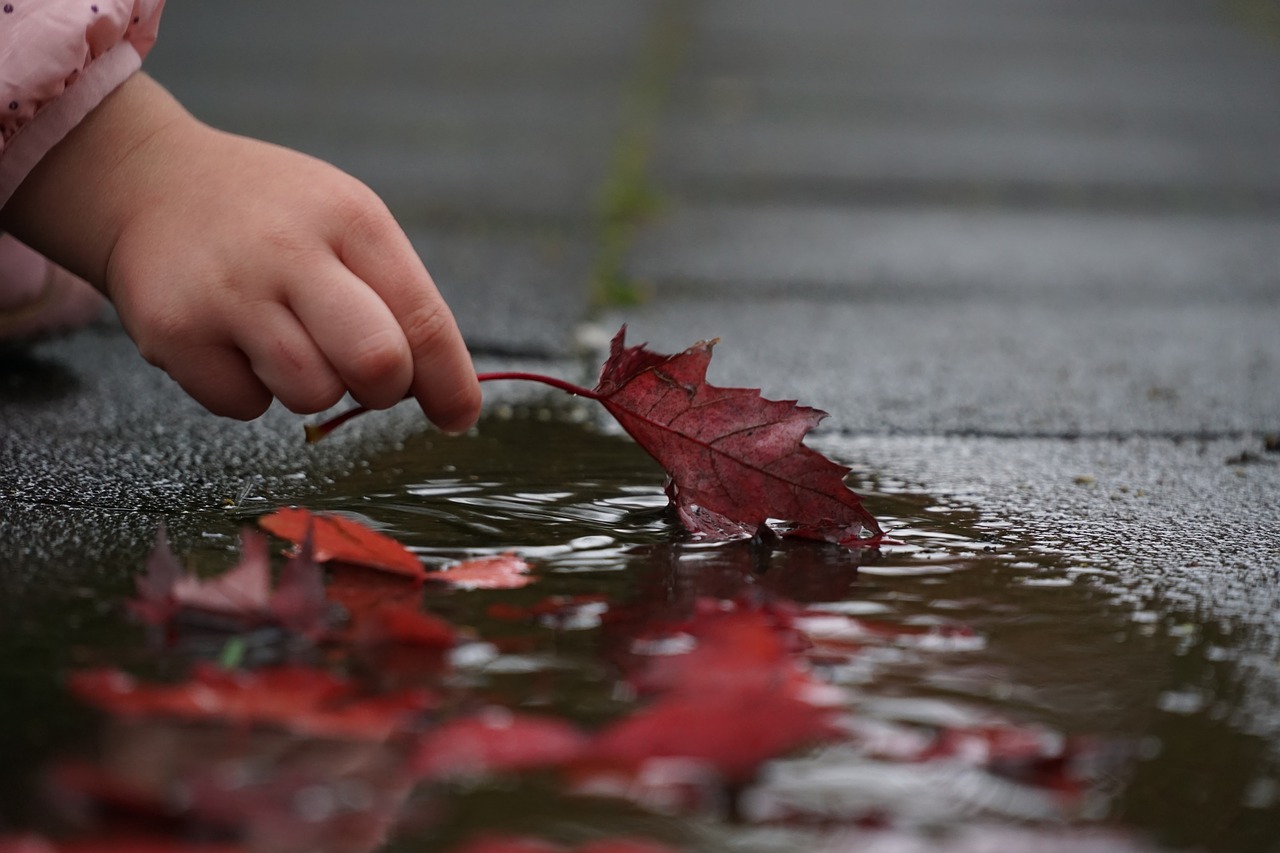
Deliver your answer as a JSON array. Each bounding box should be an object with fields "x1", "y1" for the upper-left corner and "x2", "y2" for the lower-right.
[{"x1": 0, "y1": 73, "x2": 196, "y2": 291}]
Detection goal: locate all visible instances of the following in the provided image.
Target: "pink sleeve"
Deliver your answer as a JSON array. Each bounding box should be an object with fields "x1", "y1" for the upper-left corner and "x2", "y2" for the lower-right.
[{"x1": 0, "y1": 0, "x2": 165, "y2": 207}]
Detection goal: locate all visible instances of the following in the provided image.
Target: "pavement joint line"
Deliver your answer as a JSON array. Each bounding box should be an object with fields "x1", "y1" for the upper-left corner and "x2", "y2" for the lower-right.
[{"x1": 588, "y1": 0, "x2": 695, "y2": 308}]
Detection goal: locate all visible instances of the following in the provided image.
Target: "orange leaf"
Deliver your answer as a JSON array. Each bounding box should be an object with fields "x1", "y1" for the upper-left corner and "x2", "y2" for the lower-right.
[{"x1": 259, "y1": 507, "x2": 423, "y2": 579}]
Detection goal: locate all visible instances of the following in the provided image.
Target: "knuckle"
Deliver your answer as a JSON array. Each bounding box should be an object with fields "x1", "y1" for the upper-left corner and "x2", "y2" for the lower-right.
[
  {"x1": 402, "y1": 305, "x2": 454, "y2": 357},
  {"x1": 333, "y1": 183, "x2": 394, "y2": 246}
]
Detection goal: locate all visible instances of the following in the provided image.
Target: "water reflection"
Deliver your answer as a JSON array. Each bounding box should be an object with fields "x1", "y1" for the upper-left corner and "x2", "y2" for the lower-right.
[{"x1": 6, "y1": 417, "x2": 1274, "y2": 850}]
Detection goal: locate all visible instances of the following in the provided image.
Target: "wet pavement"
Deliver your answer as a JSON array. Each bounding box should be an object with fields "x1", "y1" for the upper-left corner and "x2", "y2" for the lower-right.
[{"x1": 2, "y1": 0, "x2": 1280, "y2": 850}]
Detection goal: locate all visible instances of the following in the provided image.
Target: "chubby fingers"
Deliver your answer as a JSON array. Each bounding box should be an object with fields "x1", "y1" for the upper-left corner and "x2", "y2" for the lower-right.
[
  {"x1": 336, "y1": 204, "x2": 481, "y2": 433},
  {"x1": 286, "y1": 264, "x2": 414, "y2": 411}
]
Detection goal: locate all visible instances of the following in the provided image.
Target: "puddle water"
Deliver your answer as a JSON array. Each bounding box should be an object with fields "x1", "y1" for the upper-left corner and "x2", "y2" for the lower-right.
[{"x1": 1, "y1": 415, "x2": 1277, "y2": 851}]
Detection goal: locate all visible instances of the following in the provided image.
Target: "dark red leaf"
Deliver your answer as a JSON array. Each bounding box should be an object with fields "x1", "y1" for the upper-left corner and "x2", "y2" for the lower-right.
[
  {"x1": 592, "y1": 328, "x2": 882, "y2": 546},
  {"x1": 128, "y1": 527, "x2": 330, "y2": 638},
  {"x1": 68, "y1": 664, "x2": 432, "y2": 740},
  {"x1": 411, "y1": 707, "x2": 589, "y2": 780},
  {"x1": 422, "y1": 553, "x2": 533, "y2": 590},
  {"x1": 259, "y1": 507, "x2": 424, "y2": 579}
]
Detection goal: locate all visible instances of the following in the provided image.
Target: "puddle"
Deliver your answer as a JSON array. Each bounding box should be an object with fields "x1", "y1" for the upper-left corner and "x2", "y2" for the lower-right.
[{"x1": 0, "y1": 416, "x2": 1276, "y2": 851}]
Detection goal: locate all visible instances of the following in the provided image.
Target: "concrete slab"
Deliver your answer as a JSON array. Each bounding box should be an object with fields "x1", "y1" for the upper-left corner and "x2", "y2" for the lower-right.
[
  {"x1": 145, "y1": 0, "x2": 650, "y2": 221},
  {"x1": 655, "y1": 118, "x2": 1280, "y2": 201},
  {"x1": 658, "y1": 0, "x2": 1280, "y2": 201},
  {"x1": 410, "y1": 226, "x2": 596, "y2": 357},
  {"x1": 625, "y1": 205, "x2": 1280, "y2": 301}
]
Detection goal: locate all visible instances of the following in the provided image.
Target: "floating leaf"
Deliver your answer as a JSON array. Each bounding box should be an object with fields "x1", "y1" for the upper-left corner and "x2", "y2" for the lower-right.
[
  {"x1": 259, "y1": 507, "x2": 424, "y2": 579},
  {"x1": 590, "y1": 328, "x2": 881, "y2": 546}
]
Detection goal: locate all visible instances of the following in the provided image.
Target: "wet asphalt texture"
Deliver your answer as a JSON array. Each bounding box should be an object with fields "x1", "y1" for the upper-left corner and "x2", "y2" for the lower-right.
[{"x1": 1, "y1": 0, "x2": 1279, "y2": 841}]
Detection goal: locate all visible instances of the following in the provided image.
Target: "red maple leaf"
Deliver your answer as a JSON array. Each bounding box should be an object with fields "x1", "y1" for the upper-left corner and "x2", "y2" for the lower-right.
[
  {"x1": 308, "y1": 326, "x2": 882, "y2": 547},
  {"x1": 259, "y1": 507, "x2": 424, "y2": 579},
  {"x1": 588, "y1": 328, "x2": 881, "y2": 545}
]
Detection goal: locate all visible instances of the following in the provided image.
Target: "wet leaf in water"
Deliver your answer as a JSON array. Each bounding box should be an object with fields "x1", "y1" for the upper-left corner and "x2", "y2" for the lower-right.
[
  {"x1": 259, "y1": 507, "x2": 424, "y2": 579},
  {"x1": 590, "y1": 327, "x2": 882, "y2": 547}
]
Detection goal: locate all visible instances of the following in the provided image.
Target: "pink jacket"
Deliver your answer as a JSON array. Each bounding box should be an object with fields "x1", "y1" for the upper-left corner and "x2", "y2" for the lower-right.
[{"x1": 0, "y1": 0, "x2": 165, "y2": 207}]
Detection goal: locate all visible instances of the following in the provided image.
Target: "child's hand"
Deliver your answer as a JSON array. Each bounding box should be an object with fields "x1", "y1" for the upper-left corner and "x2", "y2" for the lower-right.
[{"x1": 2, "y1": 73, "x2": 481, "y2": 431}]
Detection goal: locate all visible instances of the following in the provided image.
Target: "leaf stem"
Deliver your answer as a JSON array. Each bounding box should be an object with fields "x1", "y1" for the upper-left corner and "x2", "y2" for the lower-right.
[
  {"x1": 475, "y1": 371, "x2": 601, "y2": 400},
  {"x1": 304, "y1": 371, "x2": 601, "y2": 443}
]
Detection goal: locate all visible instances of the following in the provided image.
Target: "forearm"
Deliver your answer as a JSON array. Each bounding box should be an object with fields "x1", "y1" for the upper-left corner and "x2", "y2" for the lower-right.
[{"x1": 0, "y1": 72, "x2": 195, "y2": 291}]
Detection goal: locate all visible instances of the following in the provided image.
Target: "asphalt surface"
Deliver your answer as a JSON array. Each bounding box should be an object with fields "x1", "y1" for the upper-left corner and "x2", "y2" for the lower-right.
[{"x1": 2, "y1": 0, "x2": 1279, "y2": 846}]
